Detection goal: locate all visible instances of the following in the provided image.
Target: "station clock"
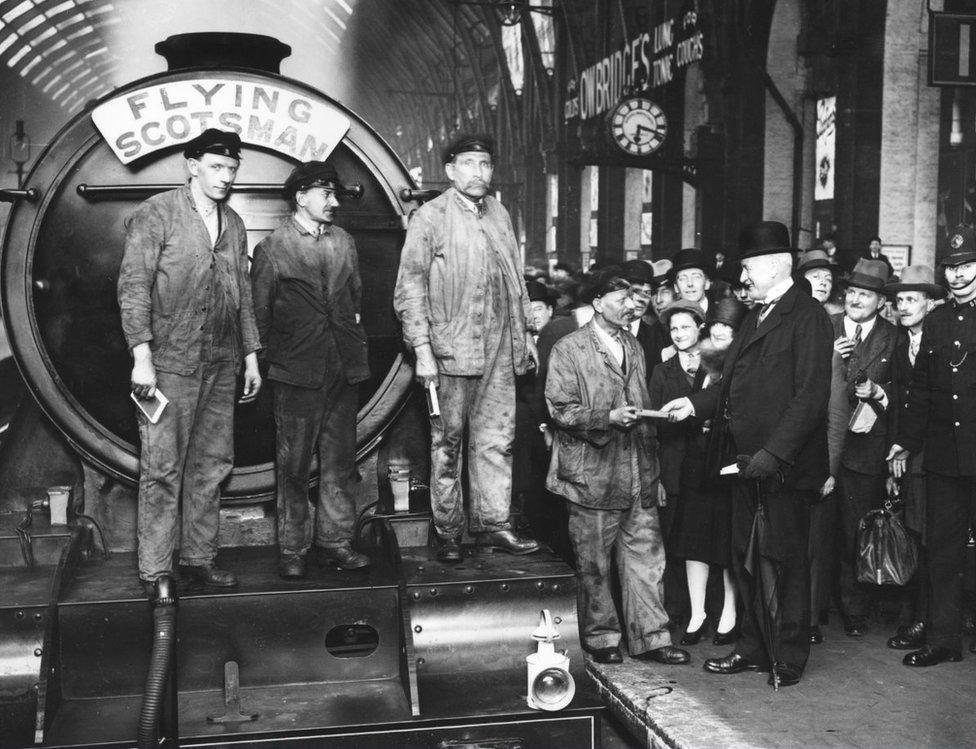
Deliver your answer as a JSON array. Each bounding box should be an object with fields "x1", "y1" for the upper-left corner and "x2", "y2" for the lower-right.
[{"x1": 608, "y1": 97, "x2": 668, "y2": 157}]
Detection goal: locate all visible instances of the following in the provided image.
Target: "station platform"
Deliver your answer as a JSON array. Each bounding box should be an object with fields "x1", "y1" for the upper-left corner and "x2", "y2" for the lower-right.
[{"x1": 589, "y1": 616, "x2": 976, "y2": 748}]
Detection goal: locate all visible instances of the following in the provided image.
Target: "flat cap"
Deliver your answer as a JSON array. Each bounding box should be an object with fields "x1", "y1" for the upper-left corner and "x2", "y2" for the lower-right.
[
  {"x1": 443, "y1": 134, "x2": 494, "y2": 163},
  {"x1": 621, "y1": 259, "x2": 655, "y2": 286},
  {"x1": 183, "y1": 128, "x2": 242, "y2": 160},
  {"x1": 282, "y1": 161, "x2": 341, "y2": 200}
]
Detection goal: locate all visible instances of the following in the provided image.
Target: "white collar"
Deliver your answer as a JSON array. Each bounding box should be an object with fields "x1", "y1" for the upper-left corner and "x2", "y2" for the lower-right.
[
  {"x1": 762, "y1": 276, "x2": 794, "y2": 305},
  {"x1": 628, "y1": 318, "x2": 641, "y2": 336},
  {"x1": 844, "y1": 314, "x2": 878, "y2": 340}
]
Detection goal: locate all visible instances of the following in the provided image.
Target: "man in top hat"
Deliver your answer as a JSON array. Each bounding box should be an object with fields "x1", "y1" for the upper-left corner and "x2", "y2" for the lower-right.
[
  {"x1": 662, "y1": 220, "x2": 832, "y2": 686},
  {"x1": 251, "y1": 161, "x2": 371, "y2": 579},
  {"x1": 888, "y1": 224, "x2": 976, "y2": 666},
  {"x1": 546, "y1": 266, "x2": 690, "y2": 667},
  {"x1": 671, "y1": 248, "x2": 720, "y2": 315},
  {"x1": 394, "y1": 134, "x2": 540, "y2": 562},
  {"x1": 118, "y1": 128, "x2": 262, "y2": 592},
  {"x1": 824, "y1": 258, "x2": 898, "y2": 638},
  {"x1": 883, "y1": 265, "x2": 945, "y2": 652}
]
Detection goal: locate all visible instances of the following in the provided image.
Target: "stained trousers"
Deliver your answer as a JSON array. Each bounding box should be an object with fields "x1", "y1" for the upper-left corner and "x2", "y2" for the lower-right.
[
  {"x1": 925, "y1": 474, "x2": 976, "y2": 651},
  {"x1": 567, "y1": 499, "x2": 672, "y2": 655},
  {"x1": 137, "y1": 360, "x2": 236, "y2": 581},
  {"x1": 273, "y1": 374, "x2": 359, "y2": 555}
]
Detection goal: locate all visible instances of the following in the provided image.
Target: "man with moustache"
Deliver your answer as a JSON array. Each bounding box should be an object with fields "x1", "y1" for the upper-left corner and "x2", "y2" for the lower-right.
[
  {"x1": 394, "y1": 134, "x2": 540, "y2": 563},
  {"x1": 251, "y1": 161, "x2": 371, "y2": 579},
  {"x1": 888, "y1": 224, "x2": 976, "y2": 666},
  {"x1": 546, "y1": 267, "x2": 689, "y2": 666},
  {"x1": 825, "y1": 259, "x2": 898, "y2": 639},
  {"x1": 662, "y1": 221, "x2": 832, "y2": 686},
  {"x1": 883, "y1": 265, "x2": 945, "y2": 652},
  {"x1": 118, "y1": 128, "x2": 262, "y2": 592}
]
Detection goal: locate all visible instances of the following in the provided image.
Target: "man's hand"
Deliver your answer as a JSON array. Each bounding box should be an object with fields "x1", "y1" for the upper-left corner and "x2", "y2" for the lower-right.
[
  {"x1": 657, "y1": 481, "x2": 668, "y2": 507},
  {"x1": 740, "y1": 449, "x2": 781, "y2": 480},
  {"x1": 886, "y1": 443, "x2": 910, "y2": 479},
  {"x1": 525, "y1": 332, "x2": 540, "y2": 371},
  {"x1": 413, "y1": 343, "x2": 439, "y2": 387},
  {"x1": 609, "y1": 405, "x2": 640, "y2": 429},
  {"x1": 661, "y1": 397, "x2": 694, "y2": 422},
  {"x1": 540, "y1": 423, "x2": 553, "y2": 450},
  {"x1": 238, "y1": 352, "x2": 262, "y2": 404},
  {"x1": 820, "y1": 475, "x2": 835, "y2": 498},
  {"x1": 833, "y1": 336, "x2": 855, "y2": 359},
  {"x1": 130, "y1": 343, "x2": 157, "y2": 400},
  {"x1": 853, "y1": 377, "x2": 879, "y2": 400}
]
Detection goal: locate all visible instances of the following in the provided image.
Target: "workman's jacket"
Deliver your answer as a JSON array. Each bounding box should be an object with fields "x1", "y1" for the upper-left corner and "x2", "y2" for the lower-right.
[
  {"x1": 545, "y1": 321, "x2": 660, "y2": 510},
  {"x1": 251, "y1": 218, "x2": 369, "y2": 388},
  {"x1": 118, "y1": 185, "x2": 260, "y2": 375},
  {"x1": 393, "y1": 188, "x2": 533, "y2": 376}
]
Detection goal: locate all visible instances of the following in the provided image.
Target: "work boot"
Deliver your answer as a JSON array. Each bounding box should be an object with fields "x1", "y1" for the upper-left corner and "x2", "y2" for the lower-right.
[
  {"x1": 476, "y1": 529, "x2": 541, "y2": 555},
  {"x1": 178, "y1": 563, "x2": 238, "y2": 588},
  {"x1": 315, "y1": 543, "x2": 370, "y2": 571},
  {"x1": 278, "y1": 554, "x2": 307, "y2": 580},
  {"x1": 436, "y1": 536, "x2": 462, "y2": 563}
]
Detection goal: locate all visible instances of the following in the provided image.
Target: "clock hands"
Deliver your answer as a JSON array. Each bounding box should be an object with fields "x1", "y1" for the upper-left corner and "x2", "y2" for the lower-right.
[{"x1": 633, "y1": 123, "x2": 652, "y2": 143}]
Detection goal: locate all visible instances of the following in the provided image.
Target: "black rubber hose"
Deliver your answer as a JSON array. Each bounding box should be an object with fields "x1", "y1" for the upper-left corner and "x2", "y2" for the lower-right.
[{"x1": 137, "y1": 577, "x2": 177, "y2": 749}]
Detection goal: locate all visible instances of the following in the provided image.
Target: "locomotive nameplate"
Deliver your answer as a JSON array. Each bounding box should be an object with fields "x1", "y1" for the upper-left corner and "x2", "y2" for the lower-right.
[{"x1": 91, "y1": 78, "x2": 351, "y2": 165}]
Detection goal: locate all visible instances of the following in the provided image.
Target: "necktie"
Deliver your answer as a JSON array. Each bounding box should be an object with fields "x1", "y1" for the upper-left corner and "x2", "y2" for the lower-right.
[
  {"x1": 757, "y1": 301, "x2": 775, "y2": 326},
  {"x1": 909, "y1": 333, "x2": 920, "y2": 365},
  {"x1": 852, "y1": 324, "x2": 863, "y2": 347}
]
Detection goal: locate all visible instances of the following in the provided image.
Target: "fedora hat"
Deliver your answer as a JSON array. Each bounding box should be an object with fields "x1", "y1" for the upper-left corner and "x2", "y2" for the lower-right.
[
  {"x1": 739, "y1": 221, "x2": 793, "y2": 260},
  {"x1": 707, "y1": 297, "x2": 748, "y2": 332},
  {"x1": 841, "y1": 258, "x2": 889, "y2": 293},
  {"x1": 942, "y1": 224, "x2": 976, "y2": 266},
  {"x1": 671, "y1": 248, "x2": 711, "y2": 276},
  {"x1": 658, "y1": 298, "x2": 705, "y2": 329},
  {"x1": 796, "y1": 249, "x2": 834, "y2": 275},
  {"x1": 885, "y1": 265, "x2": 945, "y2": 298}
]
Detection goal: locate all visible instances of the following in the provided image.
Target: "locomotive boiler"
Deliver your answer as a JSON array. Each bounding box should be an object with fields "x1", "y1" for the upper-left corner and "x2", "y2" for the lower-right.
[{"x1": 0, "y1": 32, "x2": 600, "y2": 748}]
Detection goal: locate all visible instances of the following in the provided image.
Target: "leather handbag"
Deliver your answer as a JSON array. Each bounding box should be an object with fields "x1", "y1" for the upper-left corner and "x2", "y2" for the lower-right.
[{"x1": 855, "y1": 484, "x2": 918, "y2": 586}]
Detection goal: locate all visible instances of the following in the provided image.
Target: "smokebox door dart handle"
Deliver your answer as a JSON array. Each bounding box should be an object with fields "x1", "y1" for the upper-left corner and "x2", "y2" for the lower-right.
[{"x1": 207, "y1": 661, "x2": 258, "y2": 724}]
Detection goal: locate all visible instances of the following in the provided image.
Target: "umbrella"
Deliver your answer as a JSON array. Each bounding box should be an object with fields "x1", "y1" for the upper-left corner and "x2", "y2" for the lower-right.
[{"x1": 742, "y1": 476, "x2": 782, "y2": 690}]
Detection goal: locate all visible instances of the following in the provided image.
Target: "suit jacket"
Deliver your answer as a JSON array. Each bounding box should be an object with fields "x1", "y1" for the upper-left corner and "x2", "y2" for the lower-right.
[
  {"x1": 648, "y1": 354, "x2": 708, "y2": 495},
  {"x1": 636, "y1": 319, "x2": 671, "y2": 381},
  {"x1": 689, "y1": 283, "x2": 833, "y2": 491},
  {"x1": 826, "y1": 314, "x2": 897, "y2": 475}
]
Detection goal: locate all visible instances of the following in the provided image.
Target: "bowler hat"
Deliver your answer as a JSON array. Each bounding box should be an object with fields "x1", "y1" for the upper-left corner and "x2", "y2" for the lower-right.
[
  {"x1": 649, "y1": 259, "x2": 673, "y2": 288},
  {"x1": 526, "y1": 279, "x2": 558, "y2": 306},
  {"x1": 282, "y1": 161, "x2": 341, "y2": 200},
  {"x1": 739, "y1": 221, "x2": 793, "y2": 259},
  {"x1": 671, "y1": 248, "x2": 711, "y2": 276},
  {"x1": 796, "y1": 249, "x2": 834, "y2": 275},
  {"x1": 621, "y1": 259, "x2": 655, "y2": 286},
  {"x1": 707, "y1": 297, "x2": 748, "y2": 332},
  {"x1": 443, "y1": 134, "x2": 494, "y2": 164},
  {"x1": 183, "y1": 128, "x2": 241, "y2": 160},
  {"x1": 841, "y1": 258, "x2": 889, "y2": 293},
  {"x1": 658, "y1": 298, "x2": 705, "y2": 329},
  {"x1": 885, "y1": 265, "x2": 946, "y2": 298},
  {"x1": 942, "y1": 224, "x2": 976, "y2": 266}
]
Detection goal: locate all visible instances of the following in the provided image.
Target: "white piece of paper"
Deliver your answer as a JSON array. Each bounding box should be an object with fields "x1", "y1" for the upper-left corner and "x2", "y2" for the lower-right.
[
  {"x1": 720, "y1": 462, "x2": 740, "y2": 476},
  {"x1": 131, "y1": 389, "x2": 169, "y2": 424}
]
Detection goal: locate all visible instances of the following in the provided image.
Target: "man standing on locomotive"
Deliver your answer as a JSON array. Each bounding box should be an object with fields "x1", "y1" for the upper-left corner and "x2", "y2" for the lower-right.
[
  {"x1": 251, "y1": 161, "x2": 371, "y2": 579},
  {"x1": 118, "y1": 128, "x2": 262, "y2": 593},
  {"x1": 393, "y1": 134, "x2": 541, "y2": 563}
]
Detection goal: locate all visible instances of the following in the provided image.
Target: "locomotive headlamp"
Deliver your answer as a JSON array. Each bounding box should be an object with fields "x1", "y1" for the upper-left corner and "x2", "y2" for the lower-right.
[{"x1": 526, "y1": 609, "x2": 575, "y2": 711}]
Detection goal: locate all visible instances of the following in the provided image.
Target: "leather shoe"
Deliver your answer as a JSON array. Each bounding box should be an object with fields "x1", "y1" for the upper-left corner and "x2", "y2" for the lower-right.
[
  {"x1": 436, "y1": 536, "x2": 462, "y2": 563},
  {"x1": 887, "y1": 621, "x2": 925, "y2": 650},
  {"x1": 635, "y1": 645, "x2": 690, "y2": 665},
  {"x1": 768, "y1": 662, "x2": 802, "y2": 687},
  {"x1": 844, "y1": 616, "x2": 867, "y2": 637},
  {"x1": 178, "y1": 563, "x2": 237, "y2": 588},
  {"x1": 808, "y1": 625, "x2": 823, "y2": 645},
  {"x1": 713, "y1": 627, "x2": 739, "y2": 646},
  {"x1": 680, "y1": 621, "x2": 706, "y2": 646},
  {"x1": 703, "y1": 653, "x2": 766, "y2": 675},
  {"x1": 588, "y1": 646, "x2": 623, "y2": 664},
  {"x1": 278, "y1": 554, "x2": 306, "y2": 579},
  {"x1": 476, "y1": 529, "x2": 541, "y2": 555},
  {"x1": 315, "y1": 544, "x2": 370, "y2": 570},
  {"x1": 903, "y1": 645, "x2": 962, "y2": 667}
]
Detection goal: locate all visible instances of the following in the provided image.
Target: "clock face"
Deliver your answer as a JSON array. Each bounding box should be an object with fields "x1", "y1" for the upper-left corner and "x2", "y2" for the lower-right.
[{"x1": 609, "y1": 98, "x2": 667, "y2": 156}]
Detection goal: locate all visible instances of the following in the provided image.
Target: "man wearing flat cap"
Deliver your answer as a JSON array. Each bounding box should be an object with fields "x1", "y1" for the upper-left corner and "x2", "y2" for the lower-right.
[
  {"x1": 118, "y1": 127, "x2": 262, "y2": 592},
  {"x1": 393, "y1": 134, "x2": 540, "y2": 562},
  {"x1": 251, "y1": 161, "x2": 370, "y2": 579},
  {"x1": 888, "y1": 224, "x2": 976, "y2": 667},
  {"x1": 663, "y1": 220, "x2": 833, "y2": 686}
]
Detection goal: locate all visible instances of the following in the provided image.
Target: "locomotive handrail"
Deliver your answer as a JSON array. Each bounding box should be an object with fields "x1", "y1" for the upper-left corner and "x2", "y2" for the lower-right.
[
  {"x1": 77, "y1": 182, "x2": 364, "y2": 200},
  {"x1": 399, "y1": 188, "x2": 441, "y2": 203},
  {"x1": 0, "y1": 187, "x2": 40, "y2": 203}
]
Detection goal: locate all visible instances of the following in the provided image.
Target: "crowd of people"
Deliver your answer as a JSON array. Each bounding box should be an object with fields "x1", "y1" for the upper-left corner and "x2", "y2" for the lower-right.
[{"x1": 118, "y1": 129, "x2": 976, "y2": 689}]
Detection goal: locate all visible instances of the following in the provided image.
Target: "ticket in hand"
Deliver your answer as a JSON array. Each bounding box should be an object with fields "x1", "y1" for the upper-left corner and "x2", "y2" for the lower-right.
[
  {"x1": 637, "y1": 409, "x2": 668, "y2": 419},
  {"x1": 131, "y1": 389, "x2": 169, "y2": 424}
]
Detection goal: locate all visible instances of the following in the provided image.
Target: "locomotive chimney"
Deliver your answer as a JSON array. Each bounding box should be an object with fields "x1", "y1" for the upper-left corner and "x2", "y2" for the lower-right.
[{"x1": 155, "y1": 32, "x2": 291, "y2": 74}]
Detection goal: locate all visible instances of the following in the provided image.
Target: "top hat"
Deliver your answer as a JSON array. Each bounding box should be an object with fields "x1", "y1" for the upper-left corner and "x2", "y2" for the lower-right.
[
  {"x1": 658, "y1": 298, "x2": 705, "y2": 329},
  {"x1": 183, "y1": 128, "x2": 242, "y2": 160},
  {"x1": 526, "y1": 279, "x2": 558, "y2": 306},
  {"x1": 621, "y1": 259, "x2": 655, "y2": 286},
  {"x1": 671, "y1": 248, "x2": 711, "y2": 276},
  {"x1": 282, "y1": 161, "x2": 341, "y2": 200},
  {"x1": 796, "y1": 249, "x2": 834, "y2": 275},
  {"x1": 443, "y1": 134, "x2": 495, "y2": 163},
  {"x1": 942, "y1": 224, "x2": 976, "y2": 266},
  {"x1": 739, "y1": 221, "x2": 793, "y2": 259},
  {"x1": 884, "y1": 265, "x2": 946, "y2": 298},
  {"x1": 841, "y1": 258, "x2": 889, "y2": 293},
  {"x1": 706, "y1": 297, "x2": 748, "y2": 332}
]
